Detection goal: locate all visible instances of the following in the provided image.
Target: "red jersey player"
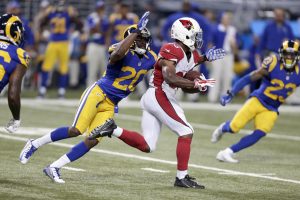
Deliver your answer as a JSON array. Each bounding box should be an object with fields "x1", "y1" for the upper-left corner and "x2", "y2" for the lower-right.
[{"x1": 90, "y1": 17, "x2": 226, "y2": 189}]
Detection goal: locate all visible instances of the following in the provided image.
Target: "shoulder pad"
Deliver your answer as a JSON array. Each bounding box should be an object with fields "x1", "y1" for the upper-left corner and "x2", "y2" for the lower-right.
[
  {"x1": 158, "y1": 43, "x2": 184, "y2": 63},
  {"x1": 16, "y1": 48, "x2": 31, "y2": 68}
]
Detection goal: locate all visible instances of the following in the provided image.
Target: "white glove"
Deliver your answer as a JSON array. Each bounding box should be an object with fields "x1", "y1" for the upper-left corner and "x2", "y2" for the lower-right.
[
  {"x1": 194, "y1": 73, "x2": 216, "y2": 91},
  {"x1": 5, "y1": 118, "x2": 21, "y2": 133}
]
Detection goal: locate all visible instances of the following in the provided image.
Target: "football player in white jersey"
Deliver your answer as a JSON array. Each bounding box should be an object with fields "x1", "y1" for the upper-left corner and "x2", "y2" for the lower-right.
[{"x1": 89, "y1": 17, "x2": 226, "y2": 189}]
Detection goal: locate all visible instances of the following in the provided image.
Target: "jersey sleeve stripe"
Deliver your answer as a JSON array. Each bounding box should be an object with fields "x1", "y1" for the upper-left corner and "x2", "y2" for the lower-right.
[
  {"x1": 268, "y1": 55, "x2": 277, "y2": 73},
  {"x1": 17, "y1": 48, "x2": 29, "y2": 68}
]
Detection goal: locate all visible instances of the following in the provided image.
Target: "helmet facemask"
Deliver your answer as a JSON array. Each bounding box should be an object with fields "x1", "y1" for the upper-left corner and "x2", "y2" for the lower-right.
[
  {"x1": 279, "y1": 47, "x2": 299, "y2": 70},
  {"x1": 133, "y1": 29, "x2": 151, "y2": 55}
]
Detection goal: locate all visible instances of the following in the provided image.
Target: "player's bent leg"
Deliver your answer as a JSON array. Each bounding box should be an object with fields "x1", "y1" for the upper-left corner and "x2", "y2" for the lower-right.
[
  {"x1": 229, "y1": 98, "x2": 259, "y2": 133},
  {"x1": 230, "y1": 129, "x2": 266, "y2": 153},
  {"x1": 19, "y1": 127, "x2": 79, "y2": 164}
]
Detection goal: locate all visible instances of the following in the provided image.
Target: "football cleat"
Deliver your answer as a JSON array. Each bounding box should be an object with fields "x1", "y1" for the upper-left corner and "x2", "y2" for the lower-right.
[
  {"x1": 88, "y1": 118, "x2": 117, "y2": 139},
  {"x1": 5, "y1": 118, "x2": 21, "y2": 133},
  {"x1": 19, "y1": 139, "x2": 37, "y2": 164},
  {"x1": 211, "y1": 122, "x2": 225, "y2": 143},
  {"x1": 216, "y1": 148, "x2": 239, "y2": 163},
  {"x1": 174, "y1": 175, "x2": 205, "y2": 189},
  {"x1": 43, "y1": 166, "x2": 65, "y2": 183}
]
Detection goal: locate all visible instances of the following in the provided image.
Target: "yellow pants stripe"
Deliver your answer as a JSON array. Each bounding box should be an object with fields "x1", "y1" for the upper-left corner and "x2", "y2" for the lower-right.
[{"x1": 72, "y1": 83, "x2": 97, "y2": 128}]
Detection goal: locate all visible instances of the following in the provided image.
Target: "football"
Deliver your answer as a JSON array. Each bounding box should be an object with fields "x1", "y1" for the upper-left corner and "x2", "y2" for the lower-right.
[{"x1": 182, "y1": 70, "x2": 201, "y2": 93}]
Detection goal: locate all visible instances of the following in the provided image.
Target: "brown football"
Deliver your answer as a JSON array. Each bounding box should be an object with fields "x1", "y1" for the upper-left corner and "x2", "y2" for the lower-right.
[{"x1": 182, "y1": 70, "x2": 201, "y2": 93}]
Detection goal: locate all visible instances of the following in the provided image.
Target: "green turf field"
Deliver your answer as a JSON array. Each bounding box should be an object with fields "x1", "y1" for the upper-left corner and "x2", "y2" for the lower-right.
[{"x1": 0, "y1": 99, "x2": 300, "y2": 200}]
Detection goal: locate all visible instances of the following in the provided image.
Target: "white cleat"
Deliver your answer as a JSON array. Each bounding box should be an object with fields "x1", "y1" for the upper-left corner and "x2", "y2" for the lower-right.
[
  {"x1": 211, "y1": 122, "x2": 225, "y2": 143},
  {"x1": 43, "y1": 166, "x2": 65, "y2": 183},
  {"x1": 19, "y1": 139, "x2": 37, "y2": 164},
  {"x1": 216, "y1": 148, "x2": 239, "y2": 163}
]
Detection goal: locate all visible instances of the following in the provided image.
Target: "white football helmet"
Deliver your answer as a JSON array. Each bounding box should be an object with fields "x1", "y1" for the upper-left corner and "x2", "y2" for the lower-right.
[{"x1": 171, "y1": 17, "x2": 203, "y2": 51}]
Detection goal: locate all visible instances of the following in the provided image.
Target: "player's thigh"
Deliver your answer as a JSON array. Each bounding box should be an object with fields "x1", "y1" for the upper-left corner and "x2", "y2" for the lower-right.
[
  {"x1": 72, "y1": 84, "x2": 105, "y2": 134},
  {"x1": 142, "y1": 110, "x2": 162, "y2": 152},
  {"x1": 254, "y1": 110, "x2": 278, "y2": 133},
  {"x1": 42, "y1": 43, "x2": 57, "y2": 71},
  {"x1": 143, "y1": 88, "x2": 193, "y2": 136},
  {"x1": 230, "y1": 97, "x2": 261, "y2": 132},
  {"x1": 87, "y1": 99, "x2": 115, "y2": 142},
  {"x1": 57, "y1": 41, "x2": 69, "y2": 74}
]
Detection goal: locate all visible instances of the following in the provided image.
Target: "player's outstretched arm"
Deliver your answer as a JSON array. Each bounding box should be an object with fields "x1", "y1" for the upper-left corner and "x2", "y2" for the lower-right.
[
  {"x1": 109, "y1": 11, "x2": 150, "y2": 64},
  {"x1": 220, "y1": 67, "x2": 268, "y2": 106},
  {"x1": 7, "y1": 64, "x2": 27, "y2": 121}
]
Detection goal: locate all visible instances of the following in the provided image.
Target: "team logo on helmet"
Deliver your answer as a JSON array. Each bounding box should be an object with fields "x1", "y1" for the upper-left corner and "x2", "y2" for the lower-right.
[{"x1": 179, "y1": 19, "x2": 194, "y2": 30}]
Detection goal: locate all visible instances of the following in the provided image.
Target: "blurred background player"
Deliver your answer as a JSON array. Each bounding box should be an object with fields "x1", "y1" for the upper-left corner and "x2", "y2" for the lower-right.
[
  {"x1": 6, "y1": 1, "x2": 35, "y2": 52},
  {"x1": 38, "y1": 0, "x2": 81, "y2": 98},
  {"x1": 90, "y1": 17, "x2": 225, "y2": 189},
  {"x1": 256, "y1": 8, "x2": 294, "y2": 61},
  {"x1": 0, "y1": 14, "x2": 30, "y2": 132},
  {"x1": 208, "y1": 12, "x2": 238, "y2": 103},
  {"x1": 107, "y1": 1, "x2": 139, "y2": 46},
  {"x1": 19, "y1": 12, "x2": 156, "y2": 183},
  {"x1": 211, "y1": 40, "x2": 300, "y2": 163},
  {"x1": 85, "y1": 0, "x2": 109, "y2": 86}
]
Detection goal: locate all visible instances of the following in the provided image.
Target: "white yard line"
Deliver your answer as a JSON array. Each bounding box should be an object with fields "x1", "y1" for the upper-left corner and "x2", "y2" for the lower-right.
[
  {"x1": 62, "y1": 166, "x2": 86, "y2": 172},
  {"x1": 141, "y1": 168, "x2": 170, "y2": 173},
  {"x1": 1, "y1": 132, "x2": 300, "y2": 185}
]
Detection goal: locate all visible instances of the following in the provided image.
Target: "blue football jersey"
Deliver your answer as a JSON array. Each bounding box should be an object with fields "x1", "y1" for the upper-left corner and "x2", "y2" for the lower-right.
[
  {"x1": 251, "y1": 54, "x2": 300, "y2": 112},
  {"x1": 48, "y1": 10, "x2": 71, "y2": 41},
  {"x1": 97, "y1": 47, "x2": 157, "y2": 104},
  {"x1": 0, "y1": 41, "x2": 30, "y2": 92}
]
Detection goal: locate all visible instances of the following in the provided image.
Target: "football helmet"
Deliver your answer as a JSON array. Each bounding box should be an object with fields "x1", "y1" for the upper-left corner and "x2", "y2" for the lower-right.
[
  {"x1": 171, "y1": 17, "x2": 203, "y2": 51},
  {"x1": 0, "y1": 13, "x2": 25, "y2": 46},
  {"x1": 123, "y1": 24, "x2": 151, "y2": 55},
  {"x1": 279, "y1": 40, "x2": 300, "y2": 70}
]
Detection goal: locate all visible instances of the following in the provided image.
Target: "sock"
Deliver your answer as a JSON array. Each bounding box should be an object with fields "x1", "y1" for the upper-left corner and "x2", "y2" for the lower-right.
[
  {"x1": 177, "y1": 170, "x2": 188, "y2": 179},
  {"x1": 230, "y1": 130, "x2": 266, "y2": 153},
  {"x1": 118, "y1": 129, "x2": 149, "y2": 152},
  {"x1": 32, "y1": 127, "x2": 69, "y2": 148},
  {"x1": 50, "y1": 127, "x2": 69, "y2": 142},
  {"x1": 41, "y1": 71, "x2": 49, "y2": 87},
  {"x1": 176, "y1": 137, "x2": 192, "y2": 172},
  {"x1": 66, "y1": 141, "x2": 89, "y2": 162},
  {"x1": 50, "y1": 154, "x2": 71, "y2": 168},
  {"x1": 222, "y1": 121, "x2": 234, "y2": 133},
  {"x1": 59, "y1": 74, "x2": 68, "y2": 89},
  {"x1": 112, "y1": 126, "x2": 123, "y2": 137}
]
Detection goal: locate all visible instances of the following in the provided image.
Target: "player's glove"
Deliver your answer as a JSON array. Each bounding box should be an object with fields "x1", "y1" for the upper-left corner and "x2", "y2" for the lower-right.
[
  {"x1": 220, "y1": 90, "x2": 234, "y2": 106},
  {"x1": 194, "y1": 73, "x2": 216, "y2": 91},
  {"x1": 5, "y1": 118, "x2": 21, "y2": 133},
  {"x1": 137, "y1": 11, "x2": 150, "y2": 31},
  {"x1": 205, "y1": 46, "x2": 226, "y2": 62}
]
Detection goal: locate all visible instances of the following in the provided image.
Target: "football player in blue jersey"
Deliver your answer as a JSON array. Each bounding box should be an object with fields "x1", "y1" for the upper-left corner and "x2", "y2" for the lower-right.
[
  {"x1": 0, "y1": 14, "x2": 30, "y2": 133},
  {"x1": 20, "y1": 11, "x2": 155, "y2": 183},
  {"x1": 211, "y1": 40, "x2": 300, "y2": 163},
  {"x1": 38, "y1": 0, "x2": 82, "y2": 98}
]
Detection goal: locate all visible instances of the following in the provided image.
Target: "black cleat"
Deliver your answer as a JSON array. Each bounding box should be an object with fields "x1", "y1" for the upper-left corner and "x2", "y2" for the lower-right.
[
  {"x1": 174, "y1": 175, "x2": 205, "y2": 189},
  {"x1": 88, "y1": 118, "x2": 117, "y2": 139}
]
